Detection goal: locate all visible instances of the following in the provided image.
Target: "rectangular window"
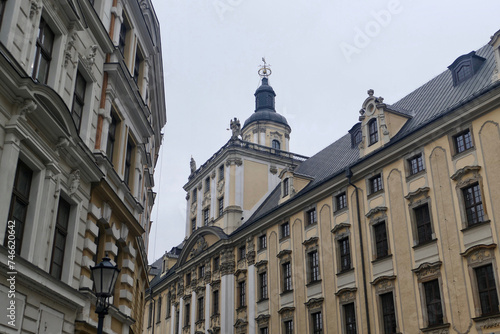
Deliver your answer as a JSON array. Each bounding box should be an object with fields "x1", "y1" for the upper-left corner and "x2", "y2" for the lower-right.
[
  {"x1": 259, "y1": 234, "x2": 267, "y2": 250},
  {"x1": 199, "y1": 265, "x2": 205, "y2": 279},
  {"x1": 175, "y1": 308, "x2": 180, "y2": 334},
  {"x1": 239, "y1": 245, "x2": 246, "y2": 260},
  {"x1": 191, "y1": 218, "x2": 196, "y2": 233},
  {"x1": 408, "y1": 154, "x2": 424, "y2": 175},
  {"x1": 260, "y1": 328, "x2": 269, "y2": 334},
  {"x1": 133, "y1": 48, "x2": 143, "y2": 84},
  {"x1": 0, "y1": 0, "x2": 7, "y2": 28},
  {"x1": 414, "y1": 204, "x2": 433, "y2": 244},
  {"x1": 259, "y1": 271, "x2": 268, "y2": 300},
  {"x1": 339, "y1": 237, "x2": 352, "y2": 272},
  {"x1": 336, "y1": 192, "x2": 347, "y2": 211},
  {"x1": 184, "y1": 303, "x2": 190, "y2": 326},
  {"x1": 4, "y1": 161, "x2": 33, "y2": 254},
  {"x1": 374, "y1": 221, "x2": 388, "y2": 259},
  {"x1": 309, "y1": 250, "x2": 320, "y2": 283},
  {"x1": 205, "y1": 177, "x2": 210, "y2": 193},
  {"x1": 156, "y1": 297, "x2": 162, "y2": 323},
  {"x1": 213, "y1": 256, "x2": 219, "y2": 271},
  {"x1": 124, "y1": 138, "x2": 133, "y2": 185},
  {"x1": 238, "y1": 281, "x2": 246, "y2": 307},
  {"x1": 32, "y1": 18, "x2": 54, "y2": 83},
  {"x1": 203, "y1": 208, "x2": 209, "y2": 226},
  {"x1": 193, "y1": 188, "x2": 197, "y2": 202},
  {"x1": 423, "y1": 279, "x2": 443, "y2": 326},
  {"x1": 369, "y1": 174, "x2": 383, "y2": 194},
  {"x1": 369, "y1": 119, "x2": 378, "y2": 145},
  {"x1": 212, "y1": 290, "x2": 219, "y2": 315},
  {"x1": 344, "y1": 303, "x2": 357, "y2": 334},
  {"x1": 186, "y1": 273, "x2": 191, "y2": 286},
  {"x1": 281, "y1": 222, "x2": 290, "y2": 239},
  {"x1": 283, "y1": 262, "x2": 292, "y2": 292},
  {"x1": 71, "y1": 71, "x2": 86, "y2": 131},
  {"x1": 218, "y1": 197, "x2": 224, "y2": 217},
  {"x1": 197, "y1": 297, "x2": 204, "y2": 321},
  {"x1": 118, "y1": 18, "x2": 129, "y2": 56},
  {"x1": 380, "y1": 292, "x2": 397, "y2": 334},
  {"x1": 106, "y1": 110, "x2": 119, "y2": 161},
  {"x1": 50, "y1": 197, "x2": 71, "y2": 279},
  {"x1": 219, "y1": 164, "x2": 224, "y2": 180},
  {"x1": 284, "y1": 320, "x2": 293, "y2": 334},
  {"x1": 463, "y1": 183, "x2": 485, "y2": 226},
  {"x1": 475, "y1": 264, "x2": 499, "y2": 316},
  {"x1": 306, "y1": 208, "x2": 317, "y2": 226},
  {"x1": 148, "y1": 301, "x2": 153, "y2": 327},
  {"x1": 454, "y1": 129, "x2": 473, "y2": 154},
  {"x1": 283, "y1": 178, "x2": 289, "y2": 197},
  {"x1": 166, "y1": 294, "x2": 171, "y2": 319},
  {"x1": 312, "y1": 311, "x2": 323, "y2": 334}
]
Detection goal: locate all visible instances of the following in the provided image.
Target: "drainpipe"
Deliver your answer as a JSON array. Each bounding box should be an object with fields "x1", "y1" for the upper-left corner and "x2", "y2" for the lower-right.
[{"x1": 346, "y1": 168, "x2": 371, "y2": 334}]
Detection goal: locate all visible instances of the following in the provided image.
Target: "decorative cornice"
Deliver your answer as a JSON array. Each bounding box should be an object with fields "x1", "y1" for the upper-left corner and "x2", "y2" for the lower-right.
[
  {"x1": 335, "y1": 287, "x2": 357, "y2": 303},
  {"x1": 255, "y1": 260, "x2": 268, "y2": 268},
  {"x1": 278, "y1": 306, "x2": 295, "y2": 315},
  {"x1": 304, "y1": 297, "x2": 324, "y2": 309},
  {"x1": 365, "y1": 206, "x2": 387, "y2": 219},
  {"x1": 234, "y1": 268, "x2": 247, "y2": 277},
  {"x1": 277, "y1": 249, "x2": 292, "y2": 258},
  {"x1": 404, "y1": 187, "x2": 430, "y2": 201},
  {"x1": 450, "y1": 165, "x2": 481, "y2": 181},
  {"x1": 255, "y1": 314, "x2": 270, "y2": 325},
  {"x1": 302, "y1": 236, "x2": 319, "y2": 246},
  {"x1": 331, "y1": 222, "x2": 351, "y2": 234},
  {"x1": 370, "y1": 275, "x2": 397, "y2": 286},
  {"x1": 461, "y1": 243, "x2": 497, "y2": 258},
  {"x1": 412, "y1": 261, "x2": 442, "y2": 281}
]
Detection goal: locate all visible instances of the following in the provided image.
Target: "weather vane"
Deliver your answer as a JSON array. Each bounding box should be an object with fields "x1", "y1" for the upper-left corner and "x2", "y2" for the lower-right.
[{"x1": 258, "y1": 57, "x2": 272, "y2": 78}]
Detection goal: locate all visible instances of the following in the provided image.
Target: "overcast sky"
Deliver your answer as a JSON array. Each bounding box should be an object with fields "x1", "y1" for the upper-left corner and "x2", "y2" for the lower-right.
[{"x1": 147, "y1": 0, "x2": 500, "y2": 262}]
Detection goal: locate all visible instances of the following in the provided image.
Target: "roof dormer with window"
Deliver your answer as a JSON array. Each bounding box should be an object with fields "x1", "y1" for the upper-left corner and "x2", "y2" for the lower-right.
[
  {"x1": 358, "y1": 89, "x2": 412, "y2": 157},
  {"x1": 448, "y1": 51, "x2": 486, "y2": 86}
]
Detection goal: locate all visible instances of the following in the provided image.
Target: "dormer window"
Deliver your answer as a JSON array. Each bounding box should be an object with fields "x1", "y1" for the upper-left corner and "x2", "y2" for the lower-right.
[
  {"x1": 283, "y1": 178, "x2": 289, "y2": 197},
  {"x1": 272, "y1": 140, "x2": 281, "y2": 150},
  {"x1": 368, "y1": 119, "x2": 378, "y2": 145},
  {"x1": 448, "y1": 51, "x2": 486, "y2": 86},
  {"x1": 349, "y1": 122, "x2": 362, "y2": 148}
]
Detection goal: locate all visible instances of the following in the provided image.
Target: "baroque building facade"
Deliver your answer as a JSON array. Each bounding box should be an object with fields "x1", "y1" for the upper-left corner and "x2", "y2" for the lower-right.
[
  {"x1": 146, "y1": 32, "x2": 500, "y2": 334},
  {"x1": 0, "y1": 0, "x2": 166, "y2": 334}
]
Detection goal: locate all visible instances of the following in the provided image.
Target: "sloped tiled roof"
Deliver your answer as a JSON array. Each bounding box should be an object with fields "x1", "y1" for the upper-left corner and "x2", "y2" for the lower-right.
[{"x1": 235, "y1": 43, "x2": 497, "y2": 233}]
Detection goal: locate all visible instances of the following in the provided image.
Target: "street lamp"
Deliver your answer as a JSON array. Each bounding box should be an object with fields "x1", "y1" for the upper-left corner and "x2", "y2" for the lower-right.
[{"x1": 90, "y1": 255, "x2": 120, "y2": 334}]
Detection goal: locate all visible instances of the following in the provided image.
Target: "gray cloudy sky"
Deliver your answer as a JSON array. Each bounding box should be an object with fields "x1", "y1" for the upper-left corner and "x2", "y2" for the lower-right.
[{"x1": 148, "y1": 0, "x2": 500, "y2": 262}]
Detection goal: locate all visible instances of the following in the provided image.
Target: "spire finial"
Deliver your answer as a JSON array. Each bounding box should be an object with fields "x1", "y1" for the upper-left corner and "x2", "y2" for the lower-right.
[{"x1": 258, "y1": 57, "x2": 272, "y2": 78}]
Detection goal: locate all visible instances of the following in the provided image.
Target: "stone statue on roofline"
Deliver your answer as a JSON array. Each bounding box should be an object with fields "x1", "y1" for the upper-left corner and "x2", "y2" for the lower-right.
[
  {"x1": 190, "y1": 156, "x2": 196, "y2": 175},
  {"x1": 230, "y1": 117, "x2": 241, "y2": 140}
]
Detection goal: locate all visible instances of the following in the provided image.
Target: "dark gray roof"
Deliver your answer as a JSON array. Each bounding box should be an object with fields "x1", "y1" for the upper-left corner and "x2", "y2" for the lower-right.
[
  {"x1": 242, "y1": 109, "x2": 290, "y2": 129},
  {"x1": 235, "y1": 42, "x2": 497, "y2": 233}
]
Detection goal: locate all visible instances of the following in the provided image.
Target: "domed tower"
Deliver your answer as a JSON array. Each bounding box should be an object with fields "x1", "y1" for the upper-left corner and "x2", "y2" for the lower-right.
[{"x1": 241, "y1": 59, "x2": 291, "y2": 151}]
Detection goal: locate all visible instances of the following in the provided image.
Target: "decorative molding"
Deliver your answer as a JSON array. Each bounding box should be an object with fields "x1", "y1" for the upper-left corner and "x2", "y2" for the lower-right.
[
  {"x1": 404, "y1": 187, "x2": 430, "y2": 201},
  {"x1": 365, "y1": 206, "x2": 387, "y2": 219},
  {"x1": 331, "y1": 222, "x2": 351, "y2": 234},
  {"x1": 68, "y1": 169, "x2": 80, "y2": 195},
  {"x1": 476, "y1": 314, "x2": 500, "y2": 329},
  {"x1": 226, "y1": 158, "x2": 243, "y2": 166},
  {"x1": 255, "y1": 314, "x2": 270, "y2": 326},
  {"x1": 304, "y1": 297, "x2": 324, "y2": 309},
  {"x1": 450, "y1": 165, "x2": 481, "y2": 182},
  {"x1": 371, "y1": 275, "x2": 397, "y2": 293},
  {"x1": 270, "y1": 165, "x2": 278, "y2": 175},
  {"x1": 276, "y1": 249, "x2": 292, "y2": 258},
  {"x1": 255, "y1": 260, "x2": 268, "y2": 268},
  {"x1": 335, "y1": 287, "x2": 357, "y2": 303},
  {"x1": 278, "y1": 306, "x2": 295, "y2": 319},
  {"x1": 461, "y1": 244, "x2": 496, "y2": 264},
  {"x1": 412, "y1": 261, "x2": 442, "y2": 281},
  {"x1": 302, "y1": 236, "x2": 319, "y2": 247},
  {"x1": 190, "y1": 237, "x2": 208, "y2": 258},
  {"x1": 210, "y1": 280, "x2": 220, "y2": 290}
]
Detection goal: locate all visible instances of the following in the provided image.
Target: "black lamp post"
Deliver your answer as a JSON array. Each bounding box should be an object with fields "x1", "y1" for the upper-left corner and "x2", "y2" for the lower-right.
[{"x1": 90, "y1": 255, "x2": 120, "y2": 334}]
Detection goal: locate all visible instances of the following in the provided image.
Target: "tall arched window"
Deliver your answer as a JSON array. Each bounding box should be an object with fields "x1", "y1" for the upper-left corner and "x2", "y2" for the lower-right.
[
  {"x1": 272, "y1": 140, "x2": 281, "y2": 150},
  {"x1": 368, "y1": 119, "x2": 378, "y2": 145}
]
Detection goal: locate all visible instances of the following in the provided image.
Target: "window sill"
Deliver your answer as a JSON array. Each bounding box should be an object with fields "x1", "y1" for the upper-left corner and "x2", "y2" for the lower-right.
[
  {"x1": 336, "y1": 268, "x2": 354, "y2": 276},
  {"x1": 306, "y1": 279, "x2": 322, "y2": 287},
  {"x1": 257, "y1": 298, "x2": 269, "y2": 303},
  {"x1": 412, "y1": 238, "x2": 437, "y2": 249},
  {"x1": 280, "y1": 290, "x2": 293, "y2": 296},
  {"x1": 280, "y1": 236, "x2": 290, "y2": 243},
  {"x1": 305, "y1": 222, "x2": 317, "y2": 231},
  {"x1": 334, "y1": 207, "x2": 348, "y2": 215},
  {"x1": 371, "y1": 254, "x2": 392, "y2": 264},
  {"x1": 472, "y1": 312, "x2": 500, "y2": 322},
  {"x1": 195, "y1": 319, "x2": 204, "y2": 325},
  {"x1": 461, "y1": 220, "x2": 491, "y2": 232},
  {"x1": 236, "y1": 306, "x2": 247, "y2": 312},
  {"x1": 257, "y1": 247, "x2": 267, "y2": 253},
  {"x1": 406, "y1": 170, "x2": 426, "y2": 182},
  {"x1": 452, "y1": 147, "x2": 475, "y2": 160},
  {"x1": 420, "y1": 323, "x2": 449, "y2": 333},
  {"x1": 367, "y1": 190, "x2": 384, "y2": 199}
]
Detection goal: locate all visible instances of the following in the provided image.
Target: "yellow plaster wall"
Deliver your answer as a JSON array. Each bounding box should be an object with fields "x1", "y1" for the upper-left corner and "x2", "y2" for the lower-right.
[{"x1": 243, "y1": 160, "x2": 268, "y2": 210}]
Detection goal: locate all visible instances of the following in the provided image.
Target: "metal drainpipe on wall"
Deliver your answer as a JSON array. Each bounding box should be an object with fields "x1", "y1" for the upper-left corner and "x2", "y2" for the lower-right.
[{"x1": 346, "y1": 167, "x2": 372, "y2": 334}]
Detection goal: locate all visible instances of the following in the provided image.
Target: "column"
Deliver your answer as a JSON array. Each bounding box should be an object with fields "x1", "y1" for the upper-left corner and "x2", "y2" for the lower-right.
[
  {"x1": 220, "y1": 274, "x2": 235, "y2": 333},
  {"x1": 190, "y1": 292, "x2": 196, "y2": 334},
  {"x1": 179, "y1": 298, "x2": 184, "y2": 334},
  {"x1": 205, "y1": 283, "x2": 210, "y2": 332},
  {"x1": 0, "y1": 132, "x2": 21, "y2": 241},
  {"x1": 247, "y1": 264, "x2": 256, "y2": 334}
]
